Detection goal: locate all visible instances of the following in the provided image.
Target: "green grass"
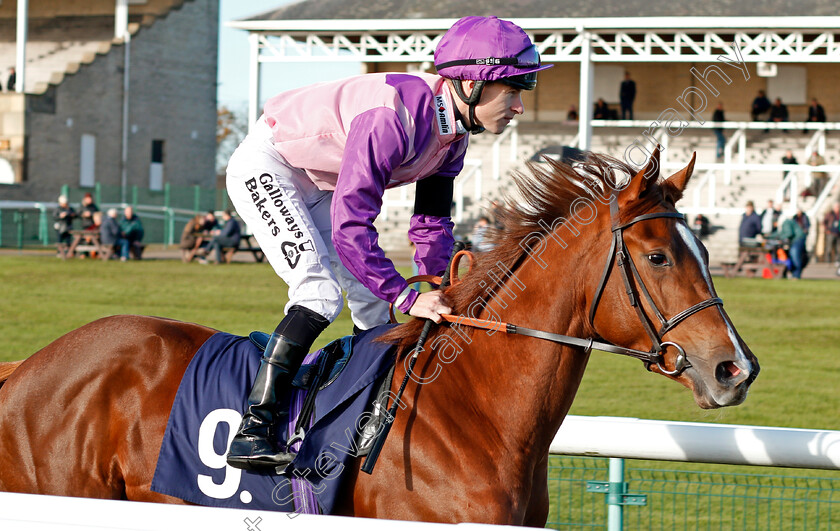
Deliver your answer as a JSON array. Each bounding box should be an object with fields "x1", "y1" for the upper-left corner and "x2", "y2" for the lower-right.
[{"x1": 569, "y1": 276, "x2": 840, "y2": 432}]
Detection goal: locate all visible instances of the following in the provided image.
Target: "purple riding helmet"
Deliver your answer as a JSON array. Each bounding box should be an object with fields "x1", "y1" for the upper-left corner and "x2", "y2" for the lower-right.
[{"x1": 435, "y1": 16, "x2": 552, "y2": 133}]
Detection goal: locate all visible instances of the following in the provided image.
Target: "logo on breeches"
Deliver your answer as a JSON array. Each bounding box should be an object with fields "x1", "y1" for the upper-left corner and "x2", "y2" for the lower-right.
[{"x1": 281, "y1": 239, "x2": 315, "y2": 269}]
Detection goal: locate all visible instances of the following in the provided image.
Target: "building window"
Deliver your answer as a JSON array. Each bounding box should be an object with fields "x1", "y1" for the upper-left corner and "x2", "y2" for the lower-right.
[
  {"x1": 80, "y1": 134, "x2": 96, "y2": 187},
  {"x1": 149, "y1": 139, "x2": 164, "y2": 191}
]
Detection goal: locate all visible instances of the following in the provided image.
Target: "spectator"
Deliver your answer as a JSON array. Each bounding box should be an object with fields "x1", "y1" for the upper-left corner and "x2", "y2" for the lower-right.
[
  {"x1": 100, "y1": 208, "x2": 127, "y2": 261},
  {"x1": 823, "y1": 202, "x2": 840, "y2": 267},
  {"x1": 470, "y1": 216, "x2": 495, "y2": 252},
  {"x1": 804, "y1": 150, "x2": 827, "y2": 197},
  {"x1": 120, "y1": 206, "x2": 144, "y2": 260},
  {"x1": 593, "y1": 98, "x2": 610, "y2": 120},
  {"x1": 738, "y1": 201, "x2": 762, "y2": 245},
  {"x1": 692, "y1": 214, "x2": 710, "y2": 239},
  {"x1": 768, "y1": 98, "x2": 789, "y2": 131},
  {"x1": 712, "y1": 102, "x2": 726, "y2": 160},
  {"x1": 781, "y1": 149, "x2": 798, "y2": 184},
  {"x1": 619, "y1": 71, "x2": 636, "y2": 120},
  {"x1": 807, "y1": 97, "x2": 826, "y2": 125},
  {"x1": 751, "y1": 90, "x2": 771, "y2": 121},
  {"x1": 566, "y1": 104, "x2": 578, "y2": 121},
  {"x1": 761, "y1": 200, "x2": 781, "y2": 237},
  {"x1": 201, "y1": 210, "x2": 242, "y2": 264},
  {"x1": 179, "y1": 214, "x2": 206, "y2": 263},
  {"x1": 202, "y1": 210, "x2": 218, "y2": 232},
  {"x1": 6, "y1": 67, "x2": 15, "y2": 92},
  {"x1": 823, "y1": 202, "x2": 840, "y2": 265},
  {"x1": 78, "y1": 192, "x2": 99, "y2": 230},
  {"x1": 53, "y1": 195, "x2": 76, "y2": 258},
  {"x1": 780, "y1": 210, "x2": 810, "y2": 279}
]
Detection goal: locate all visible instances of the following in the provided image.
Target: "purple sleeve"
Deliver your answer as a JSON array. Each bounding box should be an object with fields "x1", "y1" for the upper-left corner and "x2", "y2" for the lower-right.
[
  {"x1": 331, "y1": 108, "x2": 418, "y2": 312},
  {"x1": 409, "y1": 215, "x2": 454, "y2": 277}
]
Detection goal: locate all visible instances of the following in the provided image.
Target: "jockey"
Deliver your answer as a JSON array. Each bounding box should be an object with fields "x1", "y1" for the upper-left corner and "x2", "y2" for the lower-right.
[{"x1": 225, "y1": 15, "x2": 551, "y2": 471}]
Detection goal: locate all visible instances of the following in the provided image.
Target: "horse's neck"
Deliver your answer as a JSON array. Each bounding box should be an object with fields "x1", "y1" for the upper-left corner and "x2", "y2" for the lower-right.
[{"x1": 432, "y1": 248, "x2": 592, "y2": 457}]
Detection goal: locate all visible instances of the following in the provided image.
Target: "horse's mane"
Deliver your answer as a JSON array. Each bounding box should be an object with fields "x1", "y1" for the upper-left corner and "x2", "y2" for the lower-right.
[{"x1": 379, "y1": 149, "x2": 682, "y2": 350}]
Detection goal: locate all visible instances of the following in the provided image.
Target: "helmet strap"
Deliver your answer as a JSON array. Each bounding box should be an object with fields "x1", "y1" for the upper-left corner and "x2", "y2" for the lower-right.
[{"x1": 450, "y1": 79, "x2": 486, "y2": 134}]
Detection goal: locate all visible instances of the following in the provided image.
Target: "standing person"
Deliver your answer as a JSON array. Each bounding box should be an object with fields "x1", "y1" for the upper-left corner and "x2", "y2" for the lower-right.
[
  {"x1": 805, "y1": 150, "x2": 827, "y2": 197},
  {"x1": 223, "y1": 15, "x2": 551, "y2": 471},
  {"x1": 781, "y1": 149, "x2": 798, "y2": 184},
  {"x1": 823, "y1": 202, "x2": 840, "y2": 265},
  {"x1": 53, "y1": 195, "x2": 76, "y2": 258},
  {"x1": 6, "y1": 67, "x2": 15, "y2": 92},
  {"x1": 761, "y1": 200, "x2": 781, "y2": 237},
  {"x1": 751, "y1": 90, "x2": 770, "y2": 121},
  {"x1": 120, "y1": 206, "x2": 144, "y2": 259},
  {"x1": 781, "y1": 210, "x2": 810, "y2": 279},
  {"x1": 619, "y1": 71, "x2": 636, "y2": 120},
  {"x1": 202, "y1": 210, "x2": 242, "y2": 264},
  {"x1": 712, "y1": 102, "x2": 726, "y2": 160}
]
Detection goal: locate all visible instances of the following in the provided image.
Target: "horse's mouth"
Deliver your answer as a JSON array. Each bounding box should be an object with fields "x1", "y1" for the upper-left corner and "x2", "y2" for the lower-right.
[{"x1": 688, "y1": 357, "x2": 758, "y2": 409}]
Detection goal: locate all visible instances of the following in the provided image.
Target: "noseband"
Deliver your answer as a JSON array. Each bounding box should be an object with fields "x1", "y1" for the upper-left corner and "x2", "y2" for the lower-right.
[
  {"x1": 587, "y1": 197, "x2": 723, "y2": 375},
  {"x1": 437, "y1": 197, "x2": 722, "y2": 377}
]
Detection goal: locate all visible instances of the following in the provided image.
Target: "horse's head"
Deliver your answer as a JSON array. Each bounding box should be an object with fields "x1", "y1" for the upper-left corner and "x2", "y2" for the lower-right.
[{"x1": 586, "y1": 148, "x2": 759, "y2": 409}]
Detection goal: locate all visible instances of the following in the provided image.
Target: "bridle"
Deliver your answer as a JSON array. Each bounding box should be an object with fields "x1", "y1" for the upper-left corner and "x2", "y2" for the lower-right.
[
  {"x1": 438, "y1": 196, "x2": 722, "y2": 377},
  {"x1": 586, "y1": 196, "x2": 722, "y2": 375}
]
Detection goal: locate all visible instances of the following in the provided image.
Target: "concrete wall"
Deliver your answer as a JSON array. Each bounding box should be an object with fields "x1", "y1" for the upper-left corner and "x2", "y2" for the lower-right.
[{"x1": 0, "y1": 0, "x2": 217, "y2": 200}]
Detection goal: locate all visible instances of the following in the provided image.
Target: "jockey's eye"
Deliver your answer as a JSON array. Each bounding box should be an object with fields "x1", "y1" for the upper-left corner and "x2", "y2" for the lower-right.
[{"x1": 647, "y1": 253, "x2": 670, "y2": 267}]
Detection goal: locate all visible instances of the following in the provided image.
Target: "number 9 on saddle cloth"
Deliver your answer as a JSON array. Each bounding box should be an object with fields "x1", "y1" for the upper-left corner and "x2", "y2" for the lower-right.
[{"x1": 151, "y1": 326, "x2": 397, "y2": 514}]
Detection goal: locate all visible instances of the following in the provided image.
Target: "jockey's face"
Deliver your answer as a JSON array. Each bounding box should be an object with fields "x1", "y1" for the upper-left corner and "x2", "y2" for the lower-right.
[{"x1": 472, "y1": 81, "x2": 524, "y2": 134}]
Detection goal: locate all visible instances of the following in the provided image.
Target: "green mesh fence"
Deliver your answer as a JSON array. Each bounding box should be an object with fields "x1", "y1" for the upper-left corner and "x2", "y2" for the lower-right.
[
  {"x1": 1, "y1": 184, "x2": 230, "y2": 248},
  {"x1": 547, "y1": 456, "x2": 840, "y2": 530}
]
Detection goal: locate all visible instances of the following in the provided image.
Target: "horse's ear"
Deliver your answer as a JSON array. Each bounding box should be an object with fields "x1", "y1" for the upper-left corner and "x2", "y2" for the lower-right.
[
  {"x1": 618, "y1": 145, "x2": 660, "y2": 205},
  {"x1": 662, "y1": 152, "x2": 696, "y2": 204}
]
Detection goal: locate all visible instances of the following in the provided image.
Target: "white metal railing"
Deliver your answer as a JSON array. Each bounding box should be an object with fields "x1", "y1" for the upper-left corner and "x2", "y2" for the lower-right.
[
  {"x1": 689, "y1": 168, "x2": 715, "y2": 210},
  {"x1": 552, "y1": 415, "x2": 840, "y2": 531},
  {"x1": 453, "y1": 159, "x2": 482, "y2": 223},
  {"x1": 552, "y1": 416, "x2": 840, "y2": 469},
  {"x1": 491, "y1": 119, "x2": 519, "y2": 181},
  {"x1": 0, "y1": 491, "x2": 541, "y2": 530},
  {"x1": 722, "y1": 128, "x2": 744, "y2": 185},
  {"x1": 3, "y1": 415, "x2": 836, "y2": 529}
]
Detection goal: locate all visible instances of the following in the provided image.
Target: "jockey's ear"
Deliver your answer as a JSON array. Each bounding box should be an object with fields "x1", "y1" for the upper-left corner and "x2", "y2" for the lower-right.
[
  {"x1": 619, "y1": 145, "x2": 660, "y2": 205},
  {"x1": 662, "y1": 152, "x2": 696, "y2": 205}
]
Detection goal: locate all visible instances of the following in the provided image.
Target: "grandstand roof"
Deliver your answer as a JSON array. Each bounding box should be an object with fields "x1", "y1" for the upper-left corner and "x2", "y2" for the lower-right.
[{"x1": 243, "y1": 0, "x2": 839, "y2": 21}]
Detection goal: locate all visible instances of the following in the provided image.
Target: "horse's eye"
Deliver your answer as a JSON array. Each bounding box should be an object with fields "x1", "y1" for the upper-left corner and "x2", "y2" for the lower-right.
[{"x1": 647, "y1": 253, "x2": 669, "y2": 266}]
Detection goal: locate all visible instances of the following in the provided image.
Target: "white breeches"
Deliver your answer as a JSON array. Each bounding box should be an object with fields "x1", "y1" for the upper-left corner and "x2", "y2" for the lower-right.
[{"x1": 225, "y1": 128, "x2": 390, "y2": 330}]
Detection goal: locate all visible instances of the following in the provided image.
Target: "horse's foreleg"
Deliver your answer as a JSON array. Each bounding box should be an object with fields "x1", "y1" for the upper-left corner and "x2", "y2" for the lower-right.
[{"x1": 522, "y1": 454, "x2": 550, "y2": 527}]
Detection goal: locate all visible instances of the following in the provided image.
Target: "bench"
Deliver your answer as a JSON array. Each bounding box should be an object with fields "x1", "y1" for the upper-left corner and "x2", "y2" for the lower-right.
[{"x1": 221, "y1": 234, "x2": 265, "y2": 263}]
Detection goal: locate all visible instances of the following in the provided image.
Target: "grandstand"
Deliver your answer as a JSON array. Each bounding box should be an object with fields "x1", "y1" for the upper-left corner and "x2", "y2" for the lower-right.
[
  {"x1": 231, "y1": 4, "x2": 840, "y2": 265},
  {"x1": 0, "y1": 0, "x2": 218, "y2": 201}
]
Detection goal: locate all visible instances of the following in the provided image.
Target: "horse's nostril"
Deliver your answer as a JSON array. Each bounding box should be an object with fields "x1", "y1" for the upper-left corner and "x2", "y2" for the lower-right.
[{"x1": 716, "y1": 361, "x2": 742, "y2": 383}]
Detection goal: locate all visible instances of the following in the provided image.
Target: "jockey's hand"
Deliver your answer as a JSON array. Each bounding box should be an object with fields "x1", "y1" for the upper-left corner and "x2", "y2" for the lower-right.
[{"x1": 408, "y1": 290, "x2": 452, "y2": 323}]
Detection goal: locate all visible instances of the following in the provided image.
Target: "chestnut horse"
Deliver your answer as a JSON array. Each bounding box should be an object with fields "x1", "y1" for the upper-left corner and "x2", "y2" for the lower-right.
[{"x1": 0, "y1": 150, "x2": 758, "y2": 525}]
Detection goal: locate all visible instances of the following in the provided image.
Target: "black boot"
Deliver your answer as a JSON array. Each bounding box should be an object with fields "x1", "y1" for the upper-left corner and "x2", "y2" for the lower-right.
[{"x1": 226, "y1": 333, "x2": 308, "y2": 471}]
